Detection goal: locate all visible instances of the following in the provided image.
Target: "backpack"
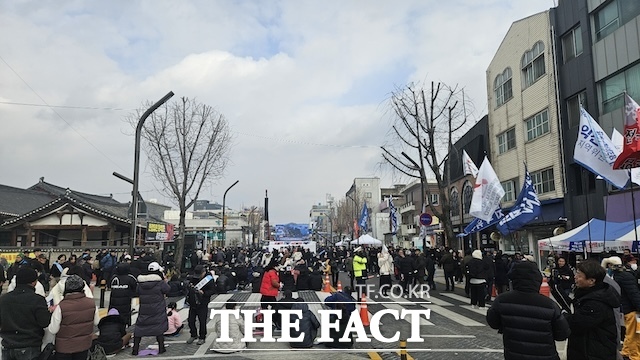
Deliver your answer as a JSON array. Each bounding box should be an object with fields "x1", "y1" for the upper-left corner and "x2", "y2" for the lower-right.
[{"x1": 88, "y1": 344, "x2": 107, "y2": 360}]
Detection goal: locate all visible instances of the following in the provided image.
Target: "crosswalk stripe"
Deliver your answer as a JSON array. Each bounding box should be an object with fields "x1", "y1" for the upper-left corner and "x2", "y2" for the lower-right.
[
  {"x1": 460, "y1": 305, "x2": 489, "y2": 316},
  {"x1": 423, "y1": 294, "x2": 454, "y2": 306},
  {"x1": 419, "y1": 303, "x2": 484, "y2": 327},
  {"x1": 440, "y1": 292, "x2": 472, "y2": 304},
  {"x1": 386, "y1": 296, "x2": 434, "y2": 326},
  {"x1": 208, "y1": 293, "x2": 234, "y2": 308}
]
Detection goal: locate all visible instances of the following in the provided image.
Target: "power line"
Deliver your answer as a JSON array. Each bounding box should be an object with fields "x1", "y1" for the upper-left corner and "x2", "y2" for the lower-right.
[{"x1": 0, "y1": 100, "x2": 133, "y2": 111}]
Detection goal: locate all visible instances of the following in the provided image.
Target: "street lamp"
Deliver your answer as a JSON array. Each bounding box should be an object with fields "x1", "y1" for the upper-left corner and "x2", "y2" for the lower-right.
[
  {"x1": 221, "y1": 180, "x2": 239, "y2": 248},
  {"x1": 129, "y1": 91, "x2": 174, "y2": 256},
  {"x1": 346, "y1": 193, "x2": 356, "y2": 248}
]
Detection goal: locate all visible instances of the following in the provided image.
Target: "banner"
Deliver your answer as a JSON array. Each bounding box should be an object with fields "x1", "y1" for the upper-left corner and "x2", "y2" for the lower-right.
[
  {"x1": 574, "y1": 106, "x2": 629, "y2": 189},
  {"x1": 462, "y1": 207, "x2": 504, "y2": 235},
  {"x1": 358, "y1": 202, "x2": 369, "y2": 233},
  {"x1": 462, "y1": 149, "x2": 479, "y2": 177},
  {"x1": 146, "y1": 222, "x2": 175, "y2": 242},
  {"x1": 496, "y1": 167, "x2": 541, "y2": 235},
  {"x1": 611, "y1": 129, "x2": 640, "y2": 185},
  {"x1": 389, "y1": 197, "x2": 398, "y2": 234},
  {"x1": 469, "y1": 157, "x2": 505, "y2": 222},
  {"x1": 613, "y1": 94, "x2": 640, "y2": 169}
]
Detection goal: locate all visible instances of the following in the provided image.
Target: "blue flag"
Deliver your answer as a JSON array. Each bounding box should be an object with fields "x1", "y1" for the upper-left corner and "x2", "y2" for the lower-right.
[
  {"x1": 496, "y1": 168, "x2": 541, "y2": 235},
  {"x1": 359, "y1": 202, "x2": 369, "y2": 233},
  {"x1": 389, "y1": 198, "x2": 398, "y2": 234},
  {"x1": 462, "y1": 207, "x2": 504, "y2": 236}
]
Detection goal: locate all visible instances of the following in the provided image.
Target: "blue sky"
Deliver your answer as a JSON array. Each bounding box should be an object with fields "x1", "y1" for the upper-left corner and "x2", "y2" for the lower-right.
[{"x1": 0, "y1": 1, "x2": 552, "y2": 223}]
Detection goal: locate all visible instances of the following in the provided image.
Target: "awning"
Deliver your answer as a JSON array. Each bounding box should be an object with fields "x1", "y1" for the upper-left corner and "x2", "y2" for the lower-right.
[{"x1": 538, "y1": 218, "x2": 639, "y2": 252}]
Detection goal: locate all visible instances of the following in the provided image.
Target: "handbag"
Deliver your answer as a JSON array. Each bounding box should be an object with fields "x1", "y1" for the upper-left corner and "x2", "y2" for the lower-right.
[{"x1": 39, "y1": 343, "x2": 55, "y2": 360}]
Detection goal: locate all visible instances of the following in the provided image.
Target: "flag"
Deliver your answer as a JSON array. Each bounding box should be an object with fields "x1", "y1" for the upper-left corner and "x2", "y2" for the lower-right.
[
  {"x1": 469, "y1": 157, "x2": 505, "y2": 222},
  {"x1": 574, "y1": 106, "x2": 629, "y2": 189},
  {"x1": 612, "y1": 128, "x2": 640, "y2": 185},
  {"x1": 462, "y1": 149, "x2": 479, "y2": 177},
  {"x1": 496, "y1": 167, "x2": 542, "y2": 235},
  {"x1": 613, "y1": 94, "x2": 640, "y2": 169},
  {"x1": 462, "y1": 207, "x2": 504, "y2": 235},
  {"x1": 358, "y1": 202, "x2": 369, "y2": 233},
  {"x1": 389, "y1": 197, "x2": 398, "y2": 234}
]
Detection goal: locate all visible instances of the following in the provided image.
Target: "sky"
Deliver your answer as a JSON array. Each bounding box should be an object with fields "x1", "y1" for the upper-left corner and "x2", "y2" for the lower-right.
[{"x1": 0, "y1": 1, "x2": 553, "y2": 224}]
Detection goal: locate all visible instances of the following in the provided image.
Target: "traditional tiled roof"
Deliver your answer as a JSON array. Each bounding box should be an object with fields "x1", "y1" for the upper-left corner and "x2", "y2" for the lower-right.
[
  {"x1": 29, "y1": 179, "x2": 120, "y2": 205},
  {"x1": 0, "y1": 184, "x2": 57, "y2": 216}
]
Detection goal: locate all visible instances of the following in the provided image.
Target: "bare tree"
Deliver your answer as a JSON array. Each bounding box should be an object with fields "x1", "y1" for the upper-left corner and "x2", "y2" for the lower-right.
[
  {"x1": 381, "y1": 81, "x2": 471, "y2": 248},
  {"x1": 131, "y1": 97, "x2": 232, "y2": 270}
]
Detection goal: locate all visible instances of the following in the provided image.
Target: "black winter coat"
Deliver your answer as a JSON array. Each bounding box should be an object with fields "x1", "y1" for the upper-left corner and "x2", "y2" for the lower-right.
[
  {"x1": 95, "y1": 314, "x2": 126, "y2": 354},
  {"x1": 289, "y1": 303, "x2": 320, "y2": 348},
  {"x1": 613, "y1": 269, "x2": 640, "y2": 314},
  {"x1": 494, "y1": 257, "x2": 509, "y2": 286},
  {"x1": 109, "y1": 271, "x2": 138, "y2": 325},
  {"x1": 187, "y1": 275, "x2": 216, "y2": 308},
  {"x1": 467, "y1": 258, "x2": 488, "y2": 280},
  {"x1": 486, "y1": 262, "x2": 570, "y2": 360},
  {"x1": 566, "y1": 282, "x2": 621, "y2": 360},
  {"x1": 398, "y1": 256, "x2": 415, "y2": 275},
  {"x1": 415, "y1": 256, "x2": 427, "y2": 278},
  {"x1": 441, "y1": 254, "x2": 455, "y2": 273},
  {"x1": 0, "y1": 284, "x2": 51, "y2": 349},
  {"x1": 135, "y1": 273, "x2": 170, "y2": 337}
]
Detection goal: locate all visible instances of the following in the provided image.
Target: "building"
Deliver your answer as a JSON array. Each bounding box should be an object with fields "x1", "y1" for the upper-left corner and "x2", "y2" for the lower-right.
[{"x1": 346, "y1": 177, "x2": 381, "y2": 238}]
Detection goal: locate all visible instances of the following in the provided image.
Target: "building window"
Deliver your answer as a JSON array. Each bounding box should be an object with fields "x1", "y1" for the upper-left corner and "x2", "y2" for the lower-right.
[
  {"x1": 522, "y1": 41, "x2": 546, "y2": 88},
  {"x1": 599, "y1": 62, "x2": 640, "y2": 113},
  {"x1": 449, "y1": 187, "x2": 459, "y2": 218},
  {"x1": 562, "y1": 26, "x2": 583, "y2": 62},
  {"x1": 494, "y1": 68, "x2": 513, "y2": 107},
  {"x1": 462, "y1": 181, "x2": 473, "y2": 214},
  {"x1": 567, "y1": 91, "x2": 587, "y2": 128},
  {"x1": 594, "y1": 0, "x2": 640, "y2": 42},
  {"x1": 365, "y1": 192, "x2": 372, "y2": 199},
  {"x1": 498, "y1": 128, "x2": 516, "y2": 154},
  {"x1": 501, "y1": 180, "x2": 516, "y2": 202},
  {"x1": 525, "y1": 109, "x2": 550, "y2": 141},
  {"x1": 429, "y1": 193, "x2": 439, "y2": 206},
  {"x1": 532, "y1": 168, "x2": 556, "y2": 194}
]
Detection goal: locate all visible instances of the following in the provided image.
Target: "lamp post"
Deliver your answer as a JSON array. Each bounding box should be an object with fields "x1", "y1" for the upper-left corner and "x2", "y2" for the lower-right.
[
  {"x1": 129, "y1": 91, "x2": 174, "y2": 257},
  {"x1": 221, "y1": 180, "x2": 239, "y2": 248},
  {"x1": 346, "y1": 193, "x2": 356, "y2": 248}
]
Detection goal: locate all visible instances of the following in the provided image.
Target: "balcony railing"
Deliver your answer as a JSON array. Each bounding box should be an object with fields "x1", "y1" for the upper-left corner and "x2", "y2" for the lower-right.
[
  {"x1": 399, "y1": 202, "x2": 415, "y2": 214},
  {"x1": 400, "y1": 224, "x2": 417, "y2": 235}
]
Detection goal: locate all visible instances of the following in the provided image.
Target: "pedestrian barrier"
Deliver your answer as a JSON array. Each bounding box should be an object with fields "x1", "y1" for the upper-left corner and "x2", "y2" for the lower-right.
[
  {"x1": 399, "y1": 339, "x2": 407, "y2": 360},
  {"x1": 360, "y1": 293, "x2": 370, "y2": 326},
  {"x1": 539, "y1": 277, "x2": 550, "y2": 297},
  {"x1": 323, "y1": 274, "x2": 331, "y2": 292},
  {"x1": 337, "y1": 280, "x2": 343, "y2": 291}
]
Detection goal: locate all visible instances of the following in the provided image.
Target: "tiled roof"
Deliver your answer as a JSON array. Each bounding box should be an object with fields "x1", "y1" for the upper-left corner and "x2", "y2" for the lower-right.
[
  {"x1": 0, "y1": 184, "x2": 57, "y2": 216},
  {"x1": 29, "y1": 180, "x2": 120, "y2": 205}
]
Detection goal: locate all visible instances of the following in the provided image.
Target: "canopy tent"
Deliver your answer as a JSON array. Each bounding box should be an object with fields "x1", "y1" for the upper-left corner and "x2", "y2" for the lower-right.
[
  {"x1": 350, "y1": 234, "x2": 383, "y2": 246},
  {"x1": 538, "y1": 219, "x2": 639, "y2": 252},
  {"x1": 334, "y1": 240, "x2": 346, "y2": 246}
]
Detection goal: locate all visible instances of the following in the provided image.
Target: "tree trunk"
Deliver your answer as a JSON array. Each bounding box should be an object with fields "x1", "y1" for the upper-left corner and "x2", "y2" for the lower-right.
[{"x1": 174, "y1": 205, "x2": 187, "y2": 271}]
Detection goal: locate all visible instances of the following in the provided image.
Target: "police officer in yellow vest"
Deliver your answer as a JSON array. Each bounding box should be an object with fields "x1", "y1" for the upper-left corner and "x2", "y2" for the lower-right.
[{"x1": 352, "y1": 247, "x2": 368, "y2": 299}]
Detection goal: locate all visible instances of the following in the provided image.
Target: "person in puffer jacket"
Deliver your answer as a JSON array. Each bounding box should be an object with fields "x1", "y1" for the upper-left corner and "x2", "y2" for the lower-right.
[
  {"x1": 289, "y1": 300, "x2": 320, "y2": 348},
  {"x1": 109, "y1": 263, "x2": 138, "y2": 326},
  {"x1": 486, "y1": 260, "x2": 570, "y2": 360},
  {"x1": 93, "y1": 308, "x2": 132, "y2": 355},
  {"x1": 211, "y1": 301, "x2": 246, "y2": 353}
]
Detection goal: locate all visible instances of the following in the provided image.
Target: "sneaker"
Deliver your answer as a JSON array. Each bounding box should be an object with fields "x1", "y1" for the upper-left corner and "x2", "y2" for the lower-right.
[
  {"x1": 186, "y1": 337, "x2": 197, "y2": 344},
  {"x1": 313, "y1": 338, "x2": 320, "y2": 345},
  {"x1": 196, "y1": 338, "x2": 205, "y2": 345}
]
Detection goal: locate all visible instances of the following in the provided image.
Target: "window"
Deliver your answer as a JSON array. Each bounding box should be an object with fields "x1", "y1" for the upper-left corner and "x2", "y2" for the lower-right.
[
  {"x1": 522, "y1": 41, "x2": 546, "y2": 88},
  {"x1": 494, "y1": 68, "x2": 513, "y2": 107},
  {"x1": 429, "y1": 193, "x2": 439, "y2": 206},
  {"x1": 594, "y1": 0, "x2": 640, "y2": 42},
  {"x1": 562, "y1": 26, "x2": 583, "y2": 62},
  {"x1": 525, "y1": 109, "x2": 550, "y2": 141},
  {"x1": 462, "y1": 181, "x2": 473, "y2": 214},
  {"x1": 449, "y1": 187, "x2": 459, "y2": 218},
  {"x1": 365, "y1": 192, "x2": 372, "y2": 199},
  {"x1": 599, "y1": 62, "x2": 640, "y2": 113},
  {"x1": 531, "y1": 168, "x2": 556, "y2": 194},
  {"x1": 567, "y1": 91, "x2": 587, "y2": 128},
  {"x1": 501, "y1": 180, "x2": 516, "y2": 202},
  {"x1": 498, "y1": 128, "x2": 516, "y2": 154}
]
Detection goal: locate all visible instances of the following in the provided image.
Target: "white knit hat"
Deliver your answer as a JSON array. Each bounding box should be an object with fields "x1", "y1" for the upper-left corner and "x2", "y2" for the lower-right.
[{"x1": 472, "y1": 250, "x2": 482, "y2": 260}]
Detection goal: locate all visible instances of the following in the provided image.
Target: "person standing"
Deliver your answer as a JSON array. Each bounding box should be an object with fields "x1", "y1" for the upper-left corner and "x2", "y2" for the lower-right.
[
  {"x1": 352, "y1": 247, "x2": 368, "y2": 299},
  {"x1": 566, "y1": 260, "x2": 621, "y2": 360},
  {"x1": 486, "y1": 260, "x2": 570, "y2": 359},
  {"x1": 132, "y1": 262, "x2": 171, "y2": 355},
  {"x1": 440, "y1": 249, "x2": 456, "y2": 291},
  {"x1": 186, "y1": 265, "x2": 216, "y2": 345},
  {"x1": 0, "y1": 268, "x2": 51, "y2": 360},
  {"x1": 397, "y1": 250, "x2": 415, "y2": 294},
  {"x1": 425, "y1": 251, "x2": 436, "y2": 291},
  {"x1": 461, "y1": 249, "x2": 473, "y2": 297},
  {"x1": 553, "y1": 257, "x2": 575, "y2": 298},
  {"x1": 378, "y1": 247, "x2": 393, "y2": 296},
  {"x1": 484, "y1": 251, "x2": 496, "y2": 302},
  {"x1": 467, "y1": 250, "x2": 489, "y2": 309},
  {"x1": 48, "y1": 275, "x2": 100, "y2": 360},
  {"x1": 345, "y1": 251, "x2": 354, "y2": 291},
  {"x1": 260, "y1": 260, "x2": 281, "y2": 319},
  {"x1": 612, "y1": 255, "x2": 640, "y2": 360},
  {"x1": 0, "y1": 261, "x2": 6, "y2": 296},
  {"x1": 109, "y1": 263, "x2": 138, "y2": 326},
  {"x1": 100, "y1": 250, "x2": 117, "y2": 288},
  {"x1": 50, "y1": 254, "x2": 66, "y2": 286},
  {"x1": 493, "y1": 251, "x2": 510, "y2": 295}
]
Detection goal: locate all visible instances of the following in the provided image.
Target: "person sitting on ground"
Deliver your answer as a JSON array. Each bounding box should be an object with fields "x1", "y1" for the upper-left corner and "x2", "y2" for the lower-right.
[
  {"x1": 273, "y1": 290, "x2": 297, "y2": 329},
  {"x1": 93, "y1": 308, "x2": 132, "y2": 355},
  {"x1": 167, "y1": 274, "x2": 186, "y2": 298},
  {"x1": 211, "y1": 300, "x2": 246, "y2": 353},
  {"x1": 290, "y1": 299, "x2": 320, "y2": 348},
  {"x1": 324, "y1": 286, "x2": 356, "y2": 314},
  {"x1": 165, "y1": 302, "x2": 184, "y2": 337}
]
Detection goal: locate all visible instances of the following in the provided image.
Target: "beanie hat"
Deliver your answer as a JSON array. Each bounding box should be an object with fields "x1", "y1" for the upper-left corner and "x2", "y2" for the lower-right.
[
  {"x1": 472, "y1": 250, "x2": 482, "y2": 260},
  {"x1": 108, "y1": 308, "x2": 120, "y2": 316},
  {"x1": 64, "y1": 275, "x2": 85, "y2": 294},
  {"x1": 16, "y1": 267, "x2": 38, "y2": 284},
  {"x1": 193, "y1": 265, "x2": 204, "y2": 275}
]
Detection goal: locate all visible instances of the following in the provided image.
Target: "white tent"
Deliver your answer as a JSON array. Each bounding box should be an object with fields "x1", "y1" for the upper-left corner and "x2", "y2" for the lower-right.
[
  {"x1": 350, "y1": 234, "x2": 383, "y2": 246},
  {"x1": 334, "y1": 241, "x2": 345, "y2": 246}
]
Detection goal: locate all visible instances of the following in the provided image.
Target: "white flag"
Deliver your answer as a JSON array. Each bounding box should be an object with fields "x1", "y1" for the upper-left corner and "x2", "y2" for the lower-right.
[
  {"x1": 462, "y1": 149, "x2": 479, "y2": 177},
  {"x1": 573, "y1": 107, "x2": 629, "y2": 189},
  {"x1": 612, "y1": 128, "x2": 640, "y2": 186},
  {"x1": 469, "y1": 157, "x2": 505, "y2": 222}
]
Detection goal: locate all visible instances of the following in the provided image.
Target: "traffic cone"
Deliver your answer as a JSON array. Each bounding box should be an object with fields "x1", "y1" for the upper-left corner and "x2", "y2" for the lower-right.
[
  {"x1": 337, "y1": 280, "x2": 343, "y2": 291},
  {"x1": 323, "y1": 274, "x2": 331, "y2": 292},
  {"x1": 360, "y1": 294, "x2": 370, "y2": 326},
  {"x1": 539, "y1": 277, "x2": 551, "y2": 297},
  {"x1": 491, "y1": 284, "x2": 497, "y2": 298}
]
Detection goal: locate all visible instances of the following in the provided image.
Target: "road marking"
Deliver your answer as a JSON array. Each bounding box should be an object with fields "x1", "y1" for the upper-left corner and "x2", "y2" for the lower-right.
[
  {"x1": 386, "y1": 296, "x2": 433, "y2": 326},
  {"x1": 207, "y1": 293, "x2": 234, "y2": 308},
  {"x1": 422, "y1": 295, "x2": 454, "y2": 306},
  {"x1": 396, "y1": 350, "x2": 414, "y2": 360},
  {"x1": 420, "y1": 334, "x2": 476, "y2": 338},
  {"x1": 440, "y1": 292, "x2": 472, "y2": 304},
  {"x1": 368, "y1": 351, "x2": 383, "y2": 360},
  {"x1": 461, "y1": 305, "x2": 489, "y2": 315},
  {"x1": 420, "y1": 303, "x2": 485, "y2": 327}
]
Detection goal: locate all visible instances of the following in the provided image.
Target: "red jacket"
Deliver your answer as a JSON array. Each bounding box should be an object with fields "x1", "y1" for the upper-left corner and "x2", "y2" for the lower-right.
[{"x1": 260, "y1": 269, "x2": 280, "y2": 297}]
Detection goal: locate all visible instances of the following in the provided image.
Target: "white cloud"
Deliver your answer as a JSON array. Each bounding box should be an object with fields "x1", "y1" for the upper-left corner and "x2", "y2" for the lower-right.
[{"x1": 0, "y1": 1, "x2": 551, "y2": 223}]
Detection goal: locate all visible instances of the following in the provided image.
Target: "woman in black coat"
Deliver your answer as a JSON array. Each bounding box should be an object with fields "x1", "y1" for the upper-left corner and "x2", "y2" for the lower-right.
[
  {"x1": 132, "y1": 262, "x2": 170, "y2": 355},
  {"x1": 109, "y1": 263, "x2": 138, "y2": 326},
  {"x1": 493, "y1": 252, "x2": 510, "y2": 294},
  {"x1": 94, "y1": 308, "x2": 132, "y2": 355}
]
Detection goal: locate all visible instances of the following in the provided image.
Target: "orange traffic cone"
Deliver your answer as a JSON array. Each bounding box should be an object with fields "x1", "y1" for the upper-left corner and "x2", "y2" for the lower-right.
[
  {"x1": 539, "y1": 277, "x2": 550, "y2": 297},
  {"x1": 337, "y1": 280, "x2": 343, "y2": 291},
  {"x1": 323, "y1": 274, "x2": 332, "y2": 292},
  {"x1": 491, "y1": 284, "x2": 497, "y2": 298},
  {"x1": 360, "y1": 294, "x2": 370, "y2": 326}
]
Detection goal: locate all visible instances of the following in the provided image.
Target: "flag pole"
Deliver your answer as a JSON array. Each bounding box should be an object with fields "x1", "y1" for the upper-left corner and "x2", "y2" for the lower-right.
[
  {"x1": 630, "y1": 170, "x2": 639, "y2": 258},
  {"x1": 582, "y1": 168, "x2": 593, "y2": 258}
]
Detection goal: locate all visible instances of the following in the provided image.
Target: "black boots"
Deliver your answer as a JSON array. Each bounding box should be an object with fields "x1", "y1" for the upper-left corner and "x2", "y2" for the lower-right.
[
  {"x1": 132, "y1": 337, "x2": 141, "y2": 356},
  {"x1": 157, "y1": 336, "x2": 166, "y2": 354}
]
